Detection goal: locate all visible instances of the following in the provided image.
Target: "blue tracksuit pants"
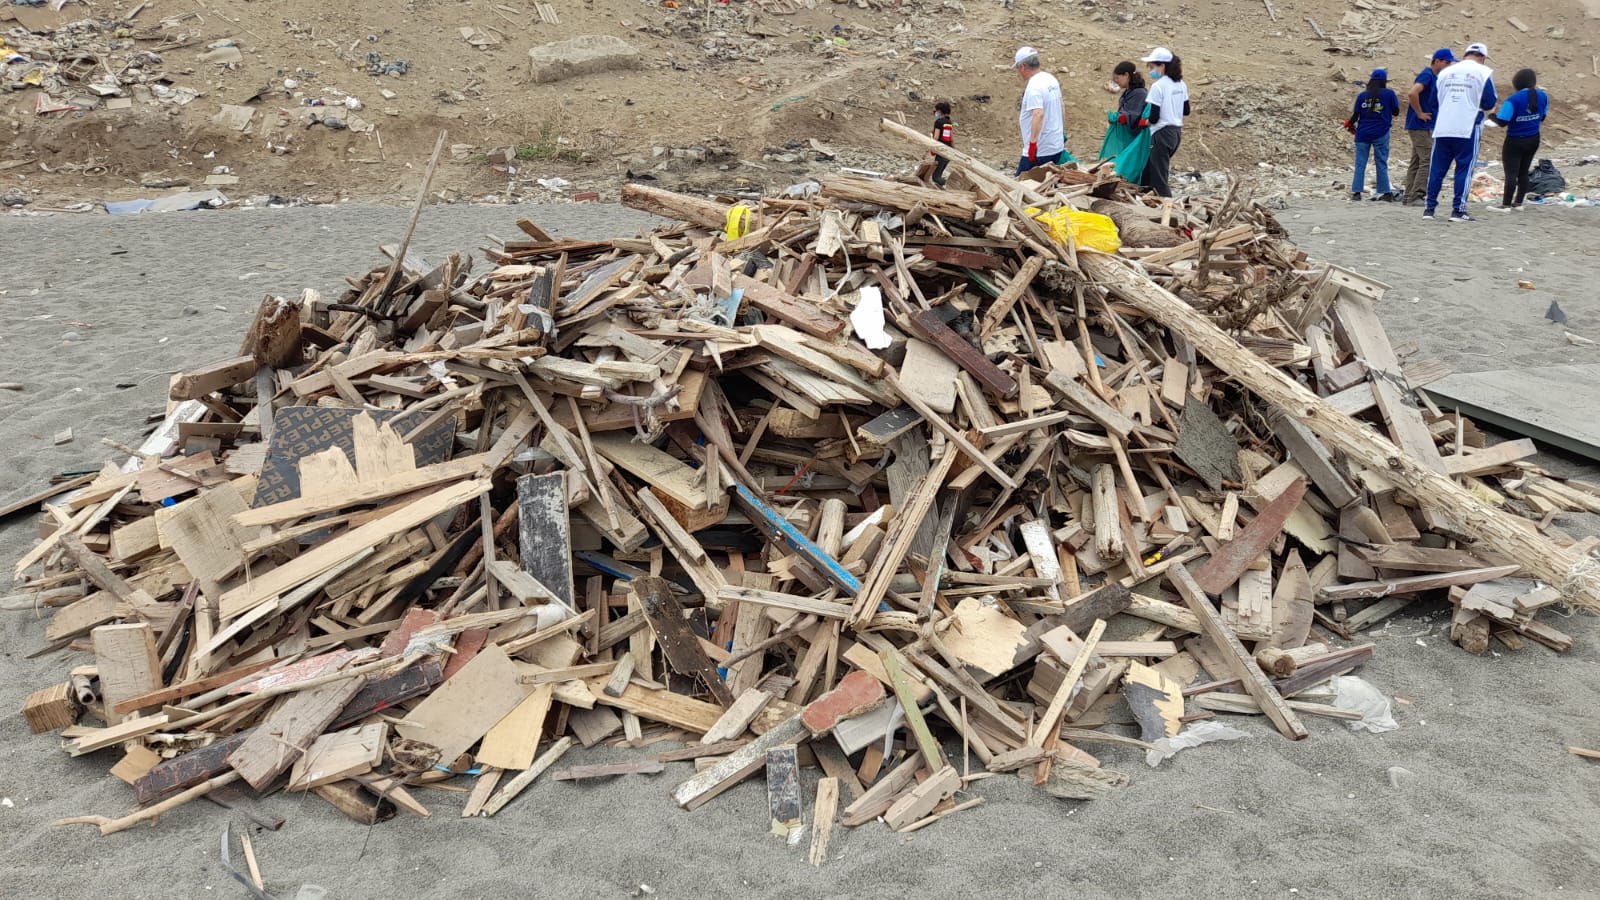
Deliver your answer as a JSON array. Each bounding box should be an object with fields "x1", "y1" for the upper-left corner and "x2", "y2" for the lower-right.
[{"x1": 1425, "y1": 135, "x2": 1475, "y2": 215}]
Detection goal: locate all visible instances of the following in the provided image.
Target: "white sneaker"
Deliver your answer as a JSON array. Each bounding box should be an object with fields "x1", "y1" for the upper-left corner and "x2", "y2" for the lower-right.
[{"x1": 1486, "y1": 204, "x2": 1511, "y2": 213}]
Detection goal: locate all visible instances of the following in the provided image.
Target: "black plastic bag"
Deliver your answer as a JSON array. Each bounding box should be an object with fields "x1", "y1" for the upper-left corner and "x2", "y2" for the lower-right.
[{"x1": 1528, "y1": 159, "x2": 1566, "y2": 195}]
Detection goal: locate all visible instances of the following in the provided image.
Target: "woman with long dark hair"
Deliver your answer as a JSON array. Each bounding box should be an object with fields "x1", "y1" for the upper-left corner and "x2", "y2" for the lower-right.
[
  {"x1": 1111, "y1": 61, "x2": 1147, "y2": 134},
  {"x1": 1346, "y1": 68, "x2": 1401, "y2": 201},
  {"x1": 1491, "y1": 68, "x2": 1547, "y2": 210},
  {"x1": 1140, "y1": 47, "x2": 1189, "y2": 197}
]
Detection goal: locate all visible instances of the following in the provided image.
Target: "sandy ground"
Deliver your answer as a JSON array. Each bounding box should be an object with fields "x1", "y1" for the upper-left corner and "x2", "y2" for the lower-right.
[{"x1": 3, "y1": 199, "x2": 1600, "y2": 899}]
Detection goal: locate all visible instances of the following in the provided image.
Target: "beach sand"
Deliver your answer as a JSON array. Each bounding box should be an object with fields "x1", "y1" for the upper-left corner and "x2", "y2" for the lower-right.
[{"x1": 3, "y1": 199, "x2": 1598, "y2": 899}]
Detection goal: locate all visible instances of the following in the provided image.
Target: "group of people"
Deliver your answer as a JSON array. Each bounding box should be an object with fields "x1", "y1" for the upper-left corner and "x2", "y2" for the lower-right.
[
  {"x1": 926, "y1": 41, "x2": 1550, "y2": 219},
  {"x1": 929, "y1": 45, "x2": 1190, "y2": 198},
  {"x1": 1348, "y1": 43, "x2": 1549, "y2": 220}
]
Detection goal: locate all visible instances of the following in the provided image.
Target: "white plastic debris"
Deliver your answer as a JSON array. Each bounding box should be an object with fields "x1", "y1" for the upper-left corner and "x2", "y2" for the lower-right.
[
  {"x1": 849, "y1": 285, "x2": 891, "y2": 349},
  {"x1": 1145, "y1": 720, "x2": 1249, "y2": 767},
  {"x1": 1330, "y1": 675, "x2": 1399, "y2": 733}
]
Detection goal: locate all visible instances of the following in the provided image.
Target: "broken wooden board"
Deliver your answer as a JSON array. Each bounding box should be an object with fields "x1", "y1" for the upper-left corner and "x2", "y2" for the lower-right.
[{"x1": 251, "y1": 406, "x2": 456, "y2": 508}]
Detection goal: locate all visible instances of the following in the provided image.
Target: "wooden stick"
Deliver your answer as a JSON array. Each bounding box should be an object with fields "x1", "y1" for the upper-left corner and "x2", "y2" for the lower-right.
[{"x1": 55, "y1": 771, "x2": 241, "y2": 835}]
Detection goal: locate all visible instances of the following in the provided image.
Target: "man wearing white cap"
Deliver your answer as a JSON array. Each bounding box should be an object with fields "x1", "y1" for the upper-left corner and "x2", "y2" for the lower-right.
[
  {"x1": 1011, "y1": 47, "x2": 1070, "y2": 174},
  {"x1": 1139, "y1": 47, "x2": 1190, "y2": 197},
  {"x1": 1424, "y1": 42, "x2": 1496, "y2": 222}
]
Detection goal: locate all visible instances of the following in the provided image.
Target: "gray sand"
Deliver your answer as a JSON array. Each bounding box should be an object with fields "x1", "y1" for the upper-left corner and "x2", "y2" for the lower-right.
[{"x1": 3, "y1": 200, "x2": 1599, "y2": 899}]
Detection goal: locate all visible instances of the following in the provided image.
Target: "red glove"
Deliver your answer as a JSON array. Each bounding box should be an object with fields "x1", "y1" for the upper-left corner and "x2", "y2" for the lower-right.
[
  {"x1": 1027, "y1": 142, "x2": 1038, "y2": 163},
  {"x1": 1117, "y1": 112, "x2": 1128, "y2": 124},
  {"x1": 1137, "y1": 118, "x2": 1148, "y2": 128}
]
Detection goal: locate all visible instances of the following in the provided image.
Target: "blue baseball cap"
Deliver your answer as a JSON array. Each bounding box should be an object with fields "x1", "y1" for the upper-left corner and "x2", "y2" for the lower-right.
[
  {"x1": 1370, "y1": 68, "x2": 1388, "y2": 80},
  {"x1": 1432, "y1": 48, "x2": 1455, "y2": 62}
]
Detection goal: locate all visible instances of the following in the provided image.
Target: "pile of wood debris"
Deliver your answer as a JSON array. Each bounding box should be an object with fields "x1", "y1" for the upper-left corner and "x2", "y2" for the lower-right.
[{"x1": 11, "y1": 122, "x2": 1597, "y2": 856}]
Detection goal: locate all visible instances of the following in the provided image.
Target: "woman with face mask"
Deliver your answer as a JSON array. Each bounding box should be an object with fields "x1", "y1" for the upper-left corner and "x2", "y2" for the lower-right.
[{"x1": 1139, "y1": 48, "x2": 1190, "y2": 197}]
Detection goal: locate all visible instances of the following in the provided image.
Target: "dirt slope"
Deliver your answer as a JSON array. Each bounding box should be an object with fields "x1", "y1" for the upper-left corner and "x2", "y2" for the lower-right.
[{"x1": 3, "y1": 0, "x2": 1597, "y2": 204}]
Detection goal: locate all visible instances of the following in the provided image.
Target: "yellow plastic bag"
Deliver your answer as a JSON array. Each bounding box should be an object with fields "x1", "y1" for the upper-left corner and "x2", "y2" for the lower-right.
[{"x1": 1029, "y1": 207, "x2": 1121, "y2": 254}]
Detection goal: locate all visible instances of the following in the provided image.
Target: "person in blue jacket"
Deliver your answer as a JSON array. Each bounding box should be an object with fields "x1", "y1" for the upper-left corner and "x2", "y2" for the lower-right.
[
  {"x1": 1491, "y1": 69, "x2": 1547, "y2": 210},
  {"x1": 1346, "y1": 69, "x2": 1401, "y2": 201}
]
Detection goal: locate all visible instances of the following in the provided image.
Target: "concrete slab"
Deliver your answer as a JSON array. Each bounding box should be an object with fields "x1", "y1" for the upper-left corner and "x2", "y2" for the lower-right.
[{"x1": 1425, "y1": 364, "x2": 1600, "y2": 462}]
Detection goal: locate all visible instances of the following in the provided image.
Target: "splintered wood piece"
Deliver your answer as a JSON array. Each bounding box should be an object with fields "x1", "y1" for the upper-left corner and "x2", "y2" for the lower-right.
[
  {"x1": 907, "y1": 309, "x2": 1019, "y2": 399},
  {"x1": 395, "y1": 644, "x2": 524, "y2": 765},
  {"x1": 22, "y1": 683, "x2": 79, "y2": 733},
  {"x1": 1169, "y1": 564, "x2": 1308, "y2": 741},
  {"x1": 881, "y1": 650, "x2": 945, "y2": 771},
  {"x1": 518, "y1": 472, "x2": 576, "y2": 608},
  {"x1": 228, "y1": 675, "x2": 369, "y2": 791},
  {"x1": 1268, "y1": 550, "x2": 1314, "y2": 649},
  {"x1": 840, "y1": 751, "x2": 924, "y2": 827},
  {"x1": 884, "y1": 764, "x2": 960, "y2": 831},
  {"x1": 288, "y1": 723, "x2": 386, "y2": 791},
  {"x1": 703, "y1": 690, "x2": 774, "y2": 744},
  {"x1": 1192, "y1": 478, "x2": 1307, "y2": 595},
  {"x1": 1031, "y1": 619, "x2": 1105, "y2": 747},
  {"x1": 809, "y1": 777, "x2": 841, "y2": 866},
  {"x1": 477, "y1": 684, "x2": 555, "y2": 771},
  {"x1": 479, "y1": 736, "x2": 576, "y2": 817},
  {"x1": 672, "y1": 715, "x2": 808, "y2": 810},
  {"x1": 1121, "y1": 662, "x2": 1183, "y2": 742},
  {"x1": 92, "y1": 623, "x2": 162, "y2": 724},
  {"x1": 634, "y1": 575, "x2": 735, "y2": 706},
  {"x1": 767, "y1": 744, "x2": 804, "y2": 842}
]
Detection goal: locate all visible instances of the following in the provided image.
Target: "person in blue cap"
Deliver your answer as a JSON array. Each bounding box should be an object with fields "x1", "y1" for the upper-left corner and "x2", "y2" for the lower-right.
[
  {"x1": 1346, "y1": 68, "x2": 1400, "y2": 201},
  {"x1": 1401, "y1": 49, "x2": 1454, "y2": 205},
  {"x1": 1425, "y1": 42, "x2": 1496, "y2": 222}
]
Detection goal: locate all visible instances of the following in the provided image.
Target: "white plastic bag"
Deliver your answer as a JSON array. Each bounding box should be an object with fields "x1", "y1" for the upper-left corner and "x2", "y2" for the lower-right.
[
  {"x1": 1145, "y1": 720, "x2": 1250, "y2": 767},
  {"x1": 1330, "y1": 675, "x2": 1399, "y2": 733}
]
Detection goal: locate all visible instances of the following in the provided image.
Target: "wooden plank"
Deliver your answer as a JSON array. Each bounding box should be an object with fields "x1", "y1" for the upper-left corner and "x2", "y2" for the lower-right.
[
  {"x1": 170, "y1": 356, "x2": 259, "y2": 401},
  {"x1": 233, "y1": 453, "x2": 487, "y2": 527},
  {"x1": 287, "y1": 723, "x2": 386, "y2": 791},
  {"x1": 477, "y1": 684, "x2": 554, "y2": 770},
  {"x1": 1319, "y1": 565, "x2": 1520, "y2": 602},
  {"x1": 589, "y1": 432, "x2": 707, "y2": 510},
  {"x1": 331, "y1": 660, "x2": 444, "y2": 730},
  {"x1": 701, "y1": 689, "x2": 773, "y2": 745},
  {"x1": 1352, "y1": 544, "x2": 1489, "y2": 574},
  {"x1": 900, "y1": 338, "x2": 959, "y2": 415},
  {"x1": 840, "y1": 751, "x2": 924, "y2": 826},
  {"x1": 672, "y1": 715, "x2": 808, "y2": 810},
  {"x1": 22, "y1": 683, "x2": 78, "y2": 733},
  {"x1": 731, "y1": 485, "x2": 859, "y2": 595},
  {"x1": 518, "y1": 472, "x2": 576, "y2": 608},
  {"x1": 767, "y1": 744, "x2": 804, "y2": 841},
  {"x1": 809, "y1": 777, "x2": 841, "y2": 866},
  {"x1": 881, "y1": 650, "x2": 944, "y2": 771},
  {"x1": 587, "y1": 679, "x2": 725, "y2": 734},
  {"x1": 884, "y1": 765, "x2": 960, "y2": 831},
  {"x1": 735, "y1": 274, "x2": 847, "y2": 340},
  {"x1": 479, "y1": 736, "x2": 576, "y2": 817},
  {"x1": 635, "y1": 575, "x2": 734, "y2": 705},
  {"x1": 1441, "y1": 438, "x2": 1537, "y2": 476},
  {"x1": 1338, "y1": 293, "x2": 1444, "y2": 472},
  {"x1": 136, "y1": 732, "x2": 251, "y2": 804},
  {"x1": 717, "y1": 586, "x2": 851, "y2": 620},
  {"x1": 1191, "y1": 478, "x2": 1307, "y2": 595},
  {"x1": 907, "y1": 309, "x2": 1019, "y2": 399},
  {"x1": 396, "y1": 644, "x2": 524, "y2": 764},
  {"x1": 220, "y1": 479, "x2": 489, "y2": 620},
  {"x1": 1169, "y1": 563, "x2": 1308, "y2": 741},
  {"x1": 92, "y1": 623, "x2": 162, "y2": 723},
  {"x1": 1043, "y1": 371, "x2": 1137, "y2": 440},
  {"x1": 228, "y1": 675, "x2": 369, "y2": 790}
]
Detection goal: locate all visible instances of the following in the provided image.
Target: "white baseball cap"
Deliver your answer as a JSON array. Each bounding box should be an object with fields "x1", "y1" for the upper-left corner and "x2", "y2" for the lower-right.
[
  {"x1": 1141, "y1": 47, "x2": 1174, "y2": 63},
  {"x1": 1012, "y1": 46, "x2": 1038, "y2": 68},
  {"x1": 1464, "y1": 42, "x2": 1489, "y2": 57}
]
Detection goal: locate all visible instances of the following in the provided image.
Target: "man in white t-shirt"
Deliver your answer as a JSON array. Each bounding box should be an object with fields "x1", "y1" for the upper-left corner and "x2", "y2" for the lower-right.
[
  {"x1": 1424, "y1": 42, "x2": 1496, "y2": 222},
  {"x1": 1012, "y1": 47, "x2": 1073, "y2": 174}
]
